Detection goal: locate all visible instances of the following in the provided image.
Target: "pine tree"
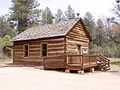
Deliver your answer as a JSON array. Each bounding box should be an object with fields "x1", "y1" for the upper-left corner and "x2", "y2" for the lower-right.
[
  {"x1": 65, "y1": 5, "x2": 75, "y2": 20},
  {"x1": 83, "y1": 12, "x2": 97, "y2": 54},
  {"x1": 10, "y1": 0, "x2": 40, "y2": 33},
  {"x1": 41, "y1": 7, "x2": 53, "y2": 24},
  {"x1": 0, "y1": 15, "x2": 16, "y2": 38},
  {"x1": 0, "y1": 16, "x2": 8, "y2": 37},
  {"x1": 95, "y1": 19, "x2": 107, "y2": 46},
  {"x1": 84, "y1": 12, "x2": 96, "y2": 40},
  {"x1": 55, "y1": 9, "x2": 64, "y2": 22},
  {"x1": 28, "y1": 9, "x2": 42, "y2": 26}
]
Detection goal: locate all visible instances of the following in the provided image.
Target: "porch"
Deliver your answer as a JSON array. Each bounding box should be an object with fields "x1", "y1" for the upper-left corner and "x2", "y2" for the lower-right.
[{"x1": 43, "y1": 54, "x2": 110, "y2": 72}]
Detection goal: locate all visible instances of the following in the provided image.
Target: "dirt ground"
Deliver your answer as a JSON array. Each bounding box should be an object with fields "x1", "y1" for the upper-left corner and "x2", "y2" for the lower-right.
[{"x1": 0, "y1": 65, "x2": 120, "y2": 90}]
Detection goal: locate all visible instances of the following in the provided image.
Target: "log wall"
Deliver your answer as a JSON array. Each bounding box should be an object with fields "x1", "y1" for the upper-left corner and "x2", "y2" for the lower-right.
[
  {"x1": 66, "y1": 21, "x2": 90, "y2": 55},
  {"x1": 13, "y1": 37, "x2": 65, "y2": 66},
  {"x1": 13, "y1": 20, "x2": 91, "y2": 68}
]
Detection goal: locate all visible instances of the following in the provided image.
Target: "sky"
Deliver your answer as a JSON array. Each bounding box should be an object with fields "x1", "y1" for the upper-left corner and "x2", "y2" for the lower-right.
[{"x1": 0, "y1": 0, "x2": 115, "y2": 19}]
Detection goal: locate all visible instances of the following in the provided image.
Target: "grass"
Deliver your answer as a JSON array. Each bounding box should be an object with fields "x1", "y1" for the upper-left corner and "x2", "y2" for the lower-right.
[
  {"x1": 0, "y1": 58, "x2": 13, "y2": 65},
  {"x1": 110, "y1": 58, "x2": 120, "y2": 66},
  {"x1": 110, "y1": 61, "x2": 120, "y2": 66},
  {"x1": 109, "y1": 58, "x2": 120, "y2": 62}
]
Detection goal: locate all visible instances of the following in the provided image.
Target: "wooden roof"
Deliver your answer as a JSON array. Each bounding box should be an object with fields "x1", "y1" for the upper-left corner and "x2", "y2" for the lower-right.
[{"x1": 12, "y1": 18, "x2": 92, "y2": 41}]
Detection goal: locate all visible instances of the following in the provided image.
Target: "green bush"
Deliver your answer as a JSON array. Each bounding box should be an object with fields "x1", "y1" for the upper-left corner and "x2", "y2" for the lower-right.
[{"x1": 0, "y1": 35, "x2": 12, "y2": 59}]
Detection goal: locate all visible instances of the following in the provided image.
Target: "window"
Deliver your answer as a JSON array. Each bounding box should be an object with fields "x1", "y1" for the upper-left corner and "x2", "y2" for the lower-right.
[
  {"x1": 82, "y1": 47, "x2": 88, "y2": 54},
  {"x1": 41, "y1": 44, "x2": 47, "y2": 57},
  {"x1": 24, "y1": 44, "x2": 29, "y2": 57}
]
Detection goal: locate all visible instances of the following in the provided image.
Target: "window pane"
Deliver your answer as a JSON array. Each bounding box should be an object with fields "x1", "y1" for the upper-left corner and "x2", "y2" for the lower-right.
[
  {"x1": 24, "y1": 45, "x2": 29, "y2": 57},
  {"x1": 42, "y1": 44, "x2": 47, "y2": 57},
  {"x1": 25, "y1": 51, "x2": 28, "y2": 57},
  {"x1": 25, "y1": 45, "x2": 28, "y2": 51}
]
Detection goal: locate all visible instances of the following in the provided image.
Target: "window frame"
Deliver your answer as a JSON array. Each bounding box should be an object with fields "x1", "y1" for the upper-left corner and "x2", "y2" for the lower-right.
[
  {"x1": 81, "y1": 47, "x2": 88, "y2": 54},
  {"x1": 23, "y1": 44, "x2": 29, "y2": 58},
  {"x1": 41, "y1": 43, "x2": 48, "y2": 57}
]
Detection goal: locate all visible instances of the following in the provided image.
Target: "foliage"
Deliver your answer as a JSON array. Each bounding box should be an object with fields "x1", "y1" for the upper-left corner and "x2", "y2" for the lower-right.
[
  {"x1": 2, "y1": 35, "x2": 12, "y2": 46},
  {"x1": 0, "y1": 15, "x2": 14, "y2": 59},
  {"x1": 0, "y1": 15, "x2": 15, "y2": 38},
  {"x1": 41, "y1": 7, "x2": 53, "y2": 24},
  {"x1": 55, "y1": 9, "x2": 64, "y2": 22},
  {"x1": 110, "y1": 61, "x2": 120, "y2": 66},
  {"x1": 0, "y1": 37, "x2": 3, "y2": 48},
  {"x1": 10, "y1": 0, "x2": 40, "y2": 33},
  {"x1": 83, "y1": 12, "x2": 120, "y2": 58},
  {"x1": 28, "y1": 9, "x2": 42, "y2": 27},
  {"x1": 65, "y1": 5, "x2": 75, "y2": 20},
  {"x1": 84, "y1": 12, "x2": 96, "y2": 40},
  {"x1": 95, "y1": 19, "x2": 108, "y2": 46},
  {"x1": 0, "y1": 16, "x2": 8, "y2": 37},
  {"x1": 108, "y1": 0, "x2": 120, "y2": 44},
  {"x1": 90, "y1": 44, "x2": 102, "y2": 54},
  {"x1": 0, "y1": 35, "x2": 12, "y2": 59}
]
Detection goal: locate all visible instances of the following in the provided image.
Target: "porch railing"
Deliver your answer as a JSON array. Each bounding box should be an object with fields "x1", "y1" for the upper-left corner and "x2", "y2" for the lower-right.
[
  {"x1": 67, "y1": 55, "x2": 97, "y2": 69},
  {"x1": 43, "y1": 54, "x2": 97, "y2": 69},
  {"x1": 97, "y1": 54, "x2": 110, "y2": 70}
]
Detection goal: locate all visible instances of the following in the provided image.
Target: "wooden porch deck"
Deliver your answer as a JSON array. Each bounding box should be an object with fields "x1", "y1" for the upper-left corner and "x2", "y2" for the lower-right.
[
  {"x1": 66, "y1": 55, "x2": 97, "y2": 70},
  {"x1": 43, "y1": 54, "x2": 110, "y2": 71}
]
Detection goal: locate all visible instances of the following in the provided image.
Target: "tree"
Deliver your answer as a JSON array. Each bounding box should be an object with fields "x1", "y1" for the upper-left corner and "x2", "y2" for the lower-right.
[
  {"x1": 0, "y1": 15, "x2": 9, "y2": 37},
  {"x1": 84, "y1": 12, "x2": 96, "y2": 40},
  {"x1": 108, "y1": 0, "x2": 120, "y2": 44},
  {"x1": 65, "y1": 5, "x2": 75, "y2": 20},
  {"x1": 95, "y1": 19, "x2": 107, "y2": 46},
  {"x1": 0, "y1": 37, "x2": 4, "y2": 59},
  {"x1": 0, "y1": 35, "x2": 12, "y2": 59},
  {"x1": 28, "y1": 9, "x2": 42, "y2": 27},
  {"x1": 41, "y1": 7, "x2": 53, "y2": 24},
  {"x1": 55, "y1": 9, "x2": 64, "y2": 22},
  {"x1": 90, "y1": 44, "x2": 101, "y2": 54},
  {"x1": 2, "y1": 35, "x2": 12, "y2": 47},
  {"x1": 83, "y1": 12, "x2": 97, "y2": 54},
  {"x1": 10, "y1": 0, "x2": 40, "y2": 33},
  {"x1": 0, "y1": 15, "x2": 16, "y2": 38}
]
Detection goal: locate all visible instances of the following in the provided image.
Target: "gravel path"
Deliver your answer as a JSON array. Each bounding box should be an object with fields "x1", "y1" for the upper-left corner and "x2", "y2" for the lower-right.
[{"x1": 0, "y1": 66, "x2": 120, "y2": 90}]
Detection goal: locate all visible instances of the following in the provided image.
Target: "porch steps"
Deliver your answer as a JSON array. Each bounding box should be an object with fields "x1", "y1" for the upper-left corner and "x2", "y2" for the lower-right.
[{"x1": 97, "y1": 54, "x2": 110, "y2": 71}]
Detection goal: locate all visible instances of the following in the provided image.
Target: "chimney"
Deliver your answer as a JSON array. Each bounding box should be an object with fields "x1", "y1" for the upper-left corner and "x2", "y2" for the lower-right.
[
  {"x1": 116, "y1": 0, "x2": 120, "y2": 3},
  {"x1": 77, "y1": 13, "x2": 80, "y2": 19}
]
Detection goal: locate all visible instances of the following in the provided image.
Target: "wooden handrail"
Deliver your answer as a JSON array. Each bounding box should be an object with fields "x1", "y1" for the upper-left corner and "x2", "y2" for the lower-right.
[
  {"x1": 97, "y1": 54, "x2": 110, "y2": 68},
  {"x1": 97, "y1": 55, "x2": 110, "y2": 63},
  {"x1": 98, "y1": 54, "x2": 110, "y2": 61}
]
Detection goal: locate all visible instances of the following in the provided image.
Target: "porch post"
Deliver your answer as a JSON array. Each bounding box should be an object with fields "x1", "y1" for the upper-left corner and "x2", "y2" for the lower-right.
[
  {"x1": 90, "y1": 68, "x2": 95, "y2": 73},
  {"x1": 78, "y1": 70, "x2": 84, "y2": 74},
  {"x1": 65, "y1": 70, "x2": 70, "y2": 73}
]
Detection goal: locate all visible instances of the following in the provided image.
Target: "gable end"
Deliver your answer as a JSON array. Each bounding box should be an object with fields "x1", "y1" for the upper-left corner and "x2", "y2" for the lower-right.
[{"x1": 66, "y1": 18, "x2": 92, "y2": 42}]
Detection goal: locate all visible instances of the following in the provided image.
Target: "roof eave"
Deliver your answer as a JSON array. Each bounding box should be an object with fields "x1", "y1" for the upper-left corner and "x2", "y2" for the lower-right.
[{"x1": 12, "y1": 35, "x2": 66, "y2": 42}]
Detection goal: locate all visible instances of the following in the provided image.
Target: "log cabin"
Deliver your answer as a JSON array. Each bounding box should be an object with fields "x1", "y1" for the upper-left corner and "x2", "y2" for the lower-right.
[{"x1": 12, "y1": 18, "x2": 110, "y2": 72}]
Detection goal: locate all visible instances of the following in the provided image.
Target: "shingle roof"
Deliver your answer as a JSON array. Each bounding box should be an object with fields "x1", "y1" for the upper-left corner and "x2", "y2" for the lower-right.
[{"x1": 12, "y1": 18, "x2": 91, "y2": 41}]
